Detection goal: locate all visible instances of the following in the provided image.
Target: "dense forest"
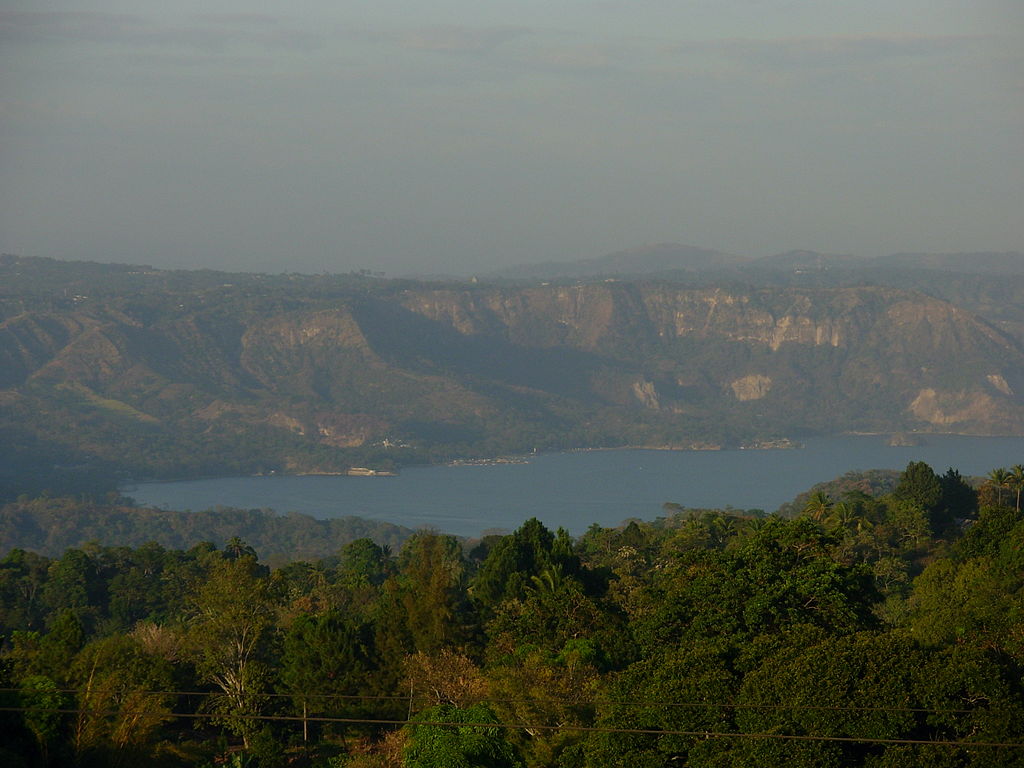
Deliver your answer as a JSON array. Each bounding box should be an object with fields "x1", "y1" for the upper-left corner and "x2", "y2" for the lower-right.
[
  {"x1": 2, "y1": 461, "x2": 1023, "y2": 767},
  {"x1": 0, "y1": 498, "x2": 414, "y2": 566}
]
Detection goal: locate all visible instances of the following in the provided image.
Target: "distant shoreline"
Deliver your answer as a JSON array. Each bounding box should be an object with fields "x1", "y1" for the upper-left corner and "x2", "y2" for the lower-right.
[
  {"x1": 121, "y1": 431, "x2": 1024, "y2": 489},
  {"x1": 120, "y1": 435, "x2": 1024, "y2": 538}
]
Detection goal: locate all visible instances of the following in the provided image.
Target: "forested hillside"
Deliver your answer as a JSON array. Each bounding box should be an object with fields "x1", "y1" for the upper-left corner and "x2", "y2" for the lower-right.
[
  {"x1": 0, "y1": 497, "x2": 413, "y2": 565},
  {"x1": 1, "y1": 461, "x2": 1022, "y2": 766},
  {"x1": 3, "y1": 255, "x2": 1024, "y2": 493}
]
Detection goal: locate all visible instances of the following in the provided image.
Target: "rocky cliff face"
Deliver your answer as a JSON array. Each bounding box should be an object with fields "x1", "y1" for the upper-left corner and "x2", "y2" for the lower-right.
[
  {"x1": 401, "y1": 283, "x2": 1002, "y2": 357},
  {"x1": 396, "y1": 283, "x2": 1023, "y2": 431},
  {"x1": 2, "y1": 267, "x2": 1023, "y2": 476}
]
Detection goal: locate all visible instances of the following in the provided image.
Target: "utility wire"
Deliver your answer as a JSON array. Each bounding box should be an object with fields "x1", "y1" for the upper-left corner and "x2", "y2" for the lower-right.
[
  {"x1": 0, "y1": 706, "x2": 1021, "y2": 749},
  {"x1": 0, "y1": 688, "x2": 977, "y2": 715}
]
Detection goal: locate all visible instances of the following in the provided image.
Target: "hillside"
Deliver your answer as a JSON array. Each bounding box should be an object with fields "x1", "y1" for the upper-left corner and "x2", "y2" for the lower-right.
[
  {"x1": 0, "y1": 495, "x2": 413, "y2": 565},
  {"x1": 486, "y1": 243, "x2": 748, "y2": 280},
  {"x1": 483, "y1": 246, "x2": 1024, "y2": 282},
  {"x1": 875, "y1": 251, "x2": 1024, "y2": 274},
  {"x1": 2, "y1": 255, "x2": 1024, "y2": 488}
]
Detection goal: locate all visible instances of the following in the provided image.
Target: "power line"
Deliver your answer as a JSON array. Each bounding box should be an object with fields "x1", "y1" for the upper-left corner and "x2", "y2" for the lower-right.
[
  {"x1": 0, "y1": 688, "x2": 977, "y2": 715},
  {"x1": 1, "y1": 706, "x2": 1021, "y2": 749}
]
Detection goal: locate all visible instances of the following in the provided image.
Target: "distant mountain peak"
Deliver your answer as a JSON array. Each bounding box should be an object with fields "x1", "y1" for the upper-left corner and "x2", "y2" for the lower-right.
[
  {"x1": 753, "y1": 250, "x2": 866, "y2": 271},
  {"x1": 489, "y1": 242, "x2": 748, "y2": 280},
  {"x1": 874, "y1": 252, "x2": 1024, "y2": 275}
]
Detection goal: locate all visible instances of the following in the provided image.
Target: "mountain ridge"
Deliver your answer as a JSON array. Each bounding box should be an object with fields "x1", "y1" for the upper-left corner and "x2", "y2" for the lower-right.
[
  {"x1": 485, "y1": 243, "x2": 748, "y2": 280},
  {"x1": 3, "y1": 255, "x2": 1024, "y2": 490},
  {"x1": 476, "y1": 245, "x2": 1024, "y2": 282}
]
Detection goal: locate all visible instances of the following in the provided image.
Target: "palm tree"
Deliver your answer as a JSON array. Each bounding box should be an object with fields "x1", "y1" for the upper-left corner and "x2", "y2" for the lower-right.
[
  {"x1": 529, "y1": 565, "x2": 565, "y2": 596},
  {"x1": 987, "y1": 467, "x2": 1011, "y2": 507},
  {"x1": 708, "y1": 514, "x2": 738, "y2": 548},
  {"x1": 223, "y1": 536, "x2": 256, "y2": 560},
  {"x1": 1011, "y1": 464, "x2": 1024, "y2": 513},
  {"x1": 825, "y1": 501, "x2": 855, "y2": 532},
  {"x1": 803, "y1": 491, "x2": 833, "y2": 523},
  {"x1": 739, "y1": 516, "x2": 771, "y2": 537}
]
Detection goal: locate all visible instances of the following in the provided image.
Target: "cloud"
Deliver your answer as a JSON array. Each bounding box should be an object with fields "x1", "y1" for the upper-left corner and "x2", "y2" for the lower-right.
[
  {"x1": 190, "y1": 13, "x2": 283, "y2": 27},
  {"x1": 398, "y1": 25, "x2": 532, "y2": 55},
  {"x1": 450, "y1": 31, "x2": 996, "y2": 86},
  {"x1": 0, "y1": 11, "x2": 148, "y2": 44},
  {"x1": 669, "y1": 33, "x2": 995, "y2": 70},
  {"x1": 0, "y1": 10, "x2": 320, "y2": 53}
]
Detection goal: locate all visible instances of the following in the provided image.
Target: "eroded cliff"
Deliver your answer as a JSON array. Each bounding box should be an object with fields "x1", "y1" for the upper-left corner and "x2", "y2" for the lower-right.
[{"x1": 2, "y1": 262, "x2": 1022, "y2": 477}]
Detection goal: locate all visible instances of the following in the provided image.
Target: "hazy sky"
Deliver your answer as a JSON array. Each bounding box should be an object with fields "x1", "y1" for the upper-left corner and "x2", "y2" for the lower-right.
[{"x1": 2, "y1": 1, "x2": 1022, "y2": 275}]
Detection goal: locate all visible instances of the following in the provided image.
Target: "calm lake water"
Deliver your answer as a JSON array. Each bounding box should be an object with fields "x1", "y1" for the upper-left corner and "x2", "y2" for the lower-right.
[{"x1": 124, "y1": 435, "x2": 1024, "y2": 538}]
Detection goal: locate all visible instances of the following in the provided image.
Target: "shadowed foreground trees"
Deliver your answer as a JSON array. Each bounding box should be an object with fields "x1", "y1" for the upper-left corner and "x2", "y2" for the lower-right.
[
  {"x1": 189, "y1": 557, "x2": 274, "y2": 748},
  {"x1": 1, "y1": 462, "x2": 1023, "y2": 766}
]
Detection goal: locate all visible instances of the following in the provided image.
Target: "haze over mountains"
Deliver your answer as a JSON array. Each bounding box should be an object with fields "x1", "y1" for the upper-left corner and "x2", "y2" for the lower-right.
[
  {"x1": 488, "y1": 244, "x2": 749, "y2": 280},
  {"x1": 3, "y1": 248, "x2": 1024, "y2": 497},
  {"x1": 487, "y1": 243, "x2": 1024, "y2": 280}
]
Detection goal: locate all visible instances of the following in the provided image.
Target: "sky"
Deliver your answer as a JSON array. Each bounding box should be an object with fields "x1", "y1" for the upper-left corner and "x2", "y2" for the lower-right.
[{"x1": 1, "y1": 1, "x2": 1022, "y2": 276}]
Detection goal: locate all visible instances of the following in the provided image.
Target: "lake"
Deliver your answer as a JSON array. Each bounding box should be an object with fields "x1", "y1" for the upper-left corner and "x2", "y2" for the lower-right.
[{"x1": 123, "y1": 434, "x2": 1024, "y2": 538}]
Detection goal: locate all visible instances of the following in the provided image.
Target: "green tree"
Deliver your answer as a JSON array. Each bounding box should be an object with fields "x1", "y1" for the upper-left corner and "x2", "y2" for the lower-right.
[
  {"x1": 404, "y1": 703, "x2": 524, "y2": 768},
  {"x1": 371, "y1": 575, "x2": 415, "y2": 695},
  {"x1": 69, "y1": 634, "x2": 176, "y2": 765},
  {"x1": 0, "y1": 549, "x2": 51, "y2": 634},
  {"x1": 279, "y1": 611, "x2": 375, "y2": 742},
  {"x1": 937, "y1": 467, "x2": 978, "y2": 530},
  {"x1": 106, "y1": 564, "x2": 167, "y2": 632},
  {"x1": 223, "y1": 536, "x2": 258, "y2": 561},
  {"x1": 486, "y1": 566, "x2": 612, "y2": 661},
  {"x1": 1010, "y1": 464, "x2": 1024, "y2": 513},
  {"x1": 824, "y1": 501, "x2": 855, "y2": 532},
  {"x1": 487, "y1": 641, "x2": 602, "y2": 768},
  {"x1": 893, "y1": 461, "x2": 942, "y2": 512},
  {"x1": 630, "y1": 519, "x2": 877, "y2": 653},
  {"x1": 188, "y1": 557, "x2": 274, "y2": 748},
  {"x1": 471, "y1": 519, "x2": 582, "y2": 614},
  {"x1": 986, "y1": 467, "x2": 1011, "y2": 507},
  {"x1": 41, "y1": 548, "x2": 103, "y2": 628},
  {"x1": 957, "y1": 503, "x2": 1024, "y2": 560},
  {"x1": 736, "y1": 632, "x2": 923, "y2": 765},
  {"x1": 398, "y1": 532, "x2": 468, "y2": 653},
  {"x1": 9, "y1": 610, "x2": 86, "y2": 684},
  {"x1": 405, "y1": 649, "x2": 489, "y2": 710},
  {"x1": 16, "y1": 675, "x2": 69, "y2": 766},
  {"x1": 911, "y1": 644, "x2": 1024, "y2": 766},
  {"x1": 803, "y1": 491, "x2": 833, "y2": 523},
  {"x1": 586, "y1": 639, "x2": 736, "y2": 768},
  {"x1": 885, "y1": 498, "x2": 932, "y2": 550},
  {"x1": 339, "y1": 538, "x2": 391, "y2": 586},
  {"x1": 908, "y1": 527, "x2": 1024, "y2": 657}
]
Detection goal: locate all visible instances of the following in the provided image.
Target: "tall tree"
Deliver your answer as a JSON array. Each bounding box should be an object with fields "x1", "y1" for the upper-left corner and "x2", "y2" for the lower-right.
[
  {"x1": 279, "y1": 611, "x2": 375, "y2": 742},
  {"x1": 41, "y1": 549, "x2": 103, "y2": 628},
  {"x1": 986, "y1": 467, "x2": 1011, "y2": 507},
  {"x1": 69, "y1": 634, "x2": 175, "y2": 765},
  {"x1": 471, "y1": 518, "x2": 582, "y2": 612},
  {"x1": 0, "y1": 549, "x2": 51, "y2": 634},
  {"x1": 1010, "y1": 464, "x2": 1024, "y2": 513},
  {"x1": 803, "y1": 491, "x2": 834, "y2": 523},
  {"x1": 404, "y1": 703, "x2": 524, "y2": 768},
  {"x1": 398, "y1": 532, "x2": 468, "y2": 653},
  {"x1": 937, "y1": 467, "x2": 978, "y2": 529},
  {"x1": 893, "y1": 461, "x2": 942, "y2": 513},
  {"x1": 339, "y1": 537, "x2": 391, "y2": 586},
  {"x1": 188, "y1": 557, "x2": 274, "y2": 748}
]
